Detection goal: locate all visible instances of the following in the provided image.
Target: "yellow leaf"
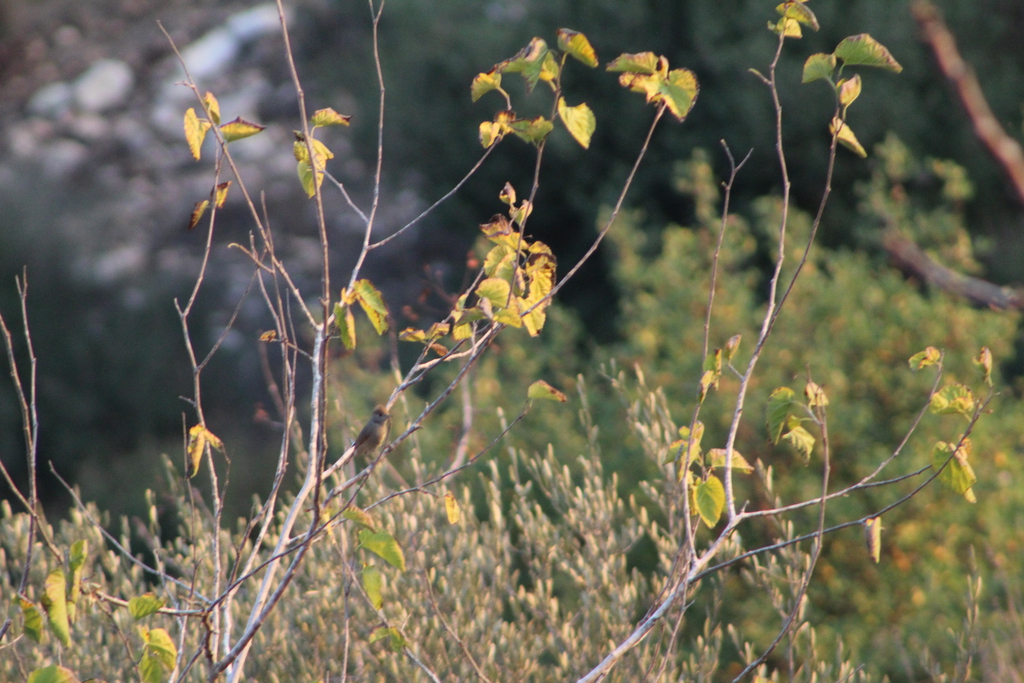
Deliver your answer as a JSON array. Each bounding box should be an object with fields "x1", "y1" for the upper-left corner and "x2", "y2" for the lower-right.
[
  {"x1": 220, "y1": 116, "x2": 266, "y2": 142},
  {"x1": 444, "y1": 491, "x2": 461, "y2": 524},
  {"x1": 311, "y1": 107, "x2": 351, "y2": 127},
  {"x1": 184, "y1": 107, "x2": 210, "y2": 161}
]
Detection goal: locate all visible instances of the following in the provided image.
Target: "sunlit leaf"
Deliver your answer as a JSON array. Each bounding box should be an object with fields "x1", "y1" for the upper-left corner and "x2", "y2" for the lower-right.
[
  {"x1": 509, "y1": 116, "x2": 554, "y2": 145},
  {"x1": 342, "y1": 506, "x2": 376, "y2": 530},
  {"x1": 335, "y1": 302, "x2": 356, "y2": 349},
  {"x1": 804, "y1": 380, "x2": 828, "y2": 409},
  {"x1": 659, "y1": 68, "x2": 699, "y2": 121},
  {"x1": 606, "y1": 51, "x2": 659, "y2": 74},
  {"x1": 776, "y1": 1, "x2": 819, "y2": 30},
  {"x1": 707, "y1": 448, "x2": 754, "y2": 473},
  {"x1": 766, "y1": 387, "x2": 798, "y2": 443},
  {"x1": 310, "y1": 107, "x2": 351, "y2": 127},
  {"x1": 188, "y1": 200, "x2": 210, "y2": 231},
  {"x1": 837, "y1": 74, "x2": 862, "y2": 108},
  {"x1": 27, "y1": 665, "x2": 80, "y2": 683},
  {"x1": 769, "y1": 17, "x2": 803, "y2": 38},
  {"x1": 830, "y1": 116, "x2": 867, "y2": 157},
  {"x1": 41, "y1": 569, "x2": 70, "y2": 647},
  {"x1": 359, "y1": 529, "x2": 406, "y2": 571},
  {"x1": 557, "y1": 28, "x2": 598, "y2": 68},
  {"x1": 363, "y1": 565, "x2": 383, "y2": 609},
  {"x1": 834, "y1": 34, "x2": 903, "y2": 72},
  {"x1": 220, "y1": 116, "x2": 265, "y2": 142},
  {"x1": 864, "y1": 517, "x2": 882, "y2": 563},
  {"x1": 694, "y1": 474, "x2": 725, "y2": 527},
  {"x1": 802, "y1": 53, "x2": 836, "y2": 83},
  {"x1": 528, "y1": 379, "x2": 567, "y2": 402},
  {"x1": 369, "y1": 626, "x2": 406, "y2": 652},
  {"x1": 186, "y1": 424, "x2": 223, "y2": 477},
  {"x1": 203, "y1": 91, "x2": 220, "y2": 125},
  {"x1": 129, "y1": 593, "x2": 165, "y2": 620},
  {"x1": 297, "y1": 159, "x2": 323, "y2": 198},
  {"x1": 497, "y1": 38, "x2": 549, "y2": 92},
  {"x1": 183, "y1": 107, "x2": 210, "y2": 161},
  {"x1": 139, "y1": 626, "x2": 177, "y2": 682},
  {"x1": 499, "y1": 182, "x2": 517, "y2": 206},
  {"x1": 932, "y1": 440, "x2": 977, "y2": 501},
  {"x1": 557, "y1": 97, "x2": 596, "y2": 149},
  {"x1": 477, "y1": 278, "x2": 512, "y2": 308},
  {"x1": 471, "y1": 70, "x2": 502, "y2": 102},
  {"x1": 444, "y1": 491, "x2": 461, "y2": 524},
  {"x1": 909, "y1": 346, "x2": 942, "y2": 370},
  {"x1": 930, "y1": 383, "x2": 976, "y2": 418},
  {"x1": 213, "y1": 181, "x2": 231, "y2": 208},
  {"x1": 353, "y1": 279, "x2": 389, "y2": 335},
  {"x1": 783, "y1": 421, "x2": 816, "y2": 463},
  {"x1": 20, "y1": 597, "x2": 45, "y2": 643}
]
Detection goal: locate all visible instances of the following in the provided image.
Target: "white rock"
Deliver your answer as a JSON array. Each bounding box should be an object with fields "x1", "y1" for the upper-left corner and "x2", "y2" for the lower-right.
[
  {"x1": 74, "y1": 58, "x2": 135, "y2": 113},
  {"x1": 28, "y1": 81, "x2": 73, "y2": 117},
  {"x1": 226, "y1": 4, "x2": 283, "y2": 42},
  {"x1": 177, "y1": 27, "x2": 239, "y2": 81}
]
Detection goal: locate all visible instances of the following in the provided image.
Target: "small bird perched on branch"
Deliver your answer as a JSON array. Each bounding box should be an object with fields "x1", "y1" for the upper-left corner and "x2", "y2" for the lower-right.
[{"x1": 351, "y1": 405, "x2": 390, "y2": 459}]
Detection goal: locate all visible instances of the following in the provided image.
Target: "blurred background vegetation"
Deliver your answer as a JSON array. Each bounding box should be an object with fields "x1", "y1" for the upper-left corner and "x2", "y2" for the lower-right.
[{"x1": 2, "y1": 0, "x2": 1024, "y2": 678}]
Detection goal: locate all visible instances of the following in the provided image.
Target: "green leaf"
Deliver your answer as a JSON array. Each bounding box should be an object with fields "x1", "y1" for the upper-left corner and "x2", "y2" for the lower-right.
[
  {"x1": 353, "y1": 279, "x2": 389, "y2": 335},
  {"x1": 477, "y1": 278, "x2": 512, "y2": 309},
  {"x1": 139, "y1": 626, "x2": 177, "y2": 683},
  {"x1": 68, "y1": 540, "x2": 87, "y2": 617},
  {"x1": 471, "y1": 71, "x2": 502, "y2": 102},
  {"x1": 497, "y1": 38, "x2": 550, "y2": 92},
  {"x1": 528, "y1": 379, "x2": 568, "y2": 402},
  {"x1": 41, "y1": 568, "x2": 70, "y2": 647},
  {"x1": 802, "y1": 53, "x2": 836, "y2": 83},
  {"x1": 342, "y1": 506, "x2": 376, "y2": 530},
  {"x1": 557, "y1": 28, "x2": 598, "y2": 68},
  {"x1": 694, "y1": 475, "x2": 725, "y2": 527},
  {"x1": 830, "y1": 116, "x2": 867, "y2": 157},
  {"x1": 834, "y1": 34, "x2": 903, "y2": 72},
  {"x1": 129, "y1": 593, "x2": 165, "y2": 620},
  {"x1": 334, "y1": 302, "x2": 356, "y2": 349},
  {"x1": 220, "y1": 116, "x2": 265, "y2": 142},
  {"x1": 766, "y1": 387, "x2": 798, "y2": 443},
  {"x1": 932, "y1": 440, "x2": 977, "y2": 502},
  {"x1": 909, "y1": 346, "x2": 941, "y2": 370},
  {"x1": 310, "y1": 107, "x2": 351, "y2": 127},
  {"x1": 359, "y1": 529, "x2": 406, "y2": 571},
  {"x1": 659, "y1": 68, "x2": 699, "y2": 121},
  {"x1": 769, "y1": 17, "x2": 803, "y2": 38},
  {"x1": 606, "y1": 51, "x2": 659, "y2": 74},
  {"x1": 363, "y1": 565, "x2": 383, "y2": 610},
  {"x1": 837, "y1": 74, "x2": 862, "y2": 108},
  {"x1": 369, "y1": 626, "x2": 407, "y2": 652},
  {"x1": 20, "y1": 597, "x2": 45, "y2": 643},
  {"x1": 297, "y1": 159, "x2": 323, "y2": 198},
  {"x1": 27, "y1": 665, "x2": 80, "y2": 683},
  {"x1": 776, "y1": 1, "x2": 819, "y2": 30},
  {"x1": 509, "y1": 116, "x2": 554, "y2": 145},
  {"x1": 557, "y1": 97, "x2": 596, "y2": 149},
  {"x1": 670, "y1": 421, "x2": 704, "y2": 465},
  {"x1": 183, "y1": 107, "x2": 210, "y2": 161},
  {"x1": 930, "y1": 383, "x2": 976, "y2": 418},
  {"x1": 864, "y1": 517, "x2": 882, "y2": 563},
  {"x1": 783, "y1": 421, "x2": 816, "y2": 463},
  {"x1": 707, "y1": 448, "x2": 754, "y2": 473}
]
